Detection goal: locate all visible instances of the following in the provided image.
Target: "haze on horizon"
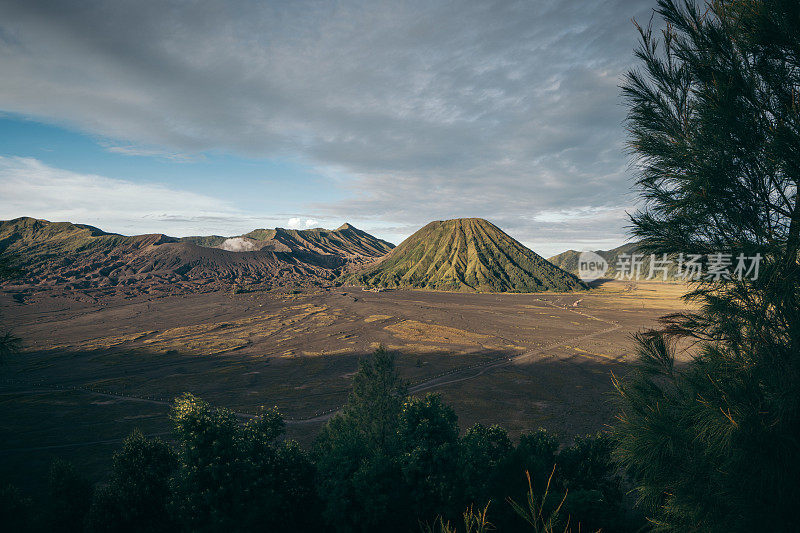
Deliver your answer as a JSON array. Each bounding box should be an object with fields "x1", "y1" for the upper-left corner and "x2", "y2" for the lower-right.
[{"x1": 0, "y1": 0, "x2": 655, "y2": 257}]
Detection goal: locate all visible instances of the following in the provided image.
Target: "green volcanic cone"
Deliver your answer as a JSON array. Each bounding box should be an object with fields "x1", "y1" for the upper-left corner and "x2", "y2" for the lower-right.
[{"x1": 344, "y1": 218, "x2": 585, "y2": 292}]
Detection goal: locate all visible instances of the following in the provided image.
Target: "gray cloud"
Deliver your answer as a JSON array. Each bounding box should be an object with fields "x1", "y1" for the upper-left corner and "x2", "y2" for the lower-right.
[{"x1": 0, "y1": 0, "x2": 656, "y2": 253}]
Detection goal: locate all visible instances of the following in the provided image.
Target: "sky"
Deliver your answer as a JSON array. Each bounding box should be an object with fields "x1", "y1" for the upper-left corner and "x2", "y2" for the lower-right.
[{"x1": 0, "y1": 0, "x2": 656, "y2": 257}]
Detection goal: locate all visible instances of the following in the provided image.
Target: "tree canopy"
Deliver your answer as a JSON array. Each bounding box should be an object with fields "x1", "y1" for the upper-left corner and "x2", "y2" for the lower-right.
[{"x1": 615, "y1": 1, "x2": 800, "y2": 530}]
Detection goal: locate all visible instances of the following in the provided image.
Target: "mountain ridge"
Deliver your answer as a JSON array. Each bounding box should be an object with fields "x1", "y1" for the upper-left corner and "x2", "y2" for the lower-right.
[{"x1": 0, "y1": 217, "x2": 392, "y2": 297}]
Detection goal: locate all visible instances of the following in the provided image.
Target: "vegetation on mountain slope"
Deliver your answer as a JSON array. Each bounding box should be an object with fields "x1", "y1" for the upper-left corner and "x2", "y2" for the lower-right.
[
  {"x1": 0, "y1": 217, "x2": 172, "y2": 263},
  {"x1": 345, "y1": 218, "x2": 585, "y2": 292}
]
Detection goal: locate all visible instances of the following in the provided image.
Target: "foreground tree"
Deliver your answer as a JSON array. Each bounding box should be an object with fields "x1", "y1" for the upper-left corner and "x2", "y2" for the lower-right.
[
  {"x1": 86, "y1": 430, "x2": 177, "y2": 533},
  {"x1": 397, "y1": 394, "x2": 460, "y2": 522},
  {"x1": 0, "y1": 483, "x2": 37, "y2": 531},
  {"x1": 45, "y1": 459, "x2": 93, "y2": 533},
  {"x1": 314, "y1": 347, "x2": 409, "y2": 532},
  {"x1": 615, "y1": 0, "x2": 800, "y2": 530},
  {"x1": 170, "y1": 393, "x2": 318, "y2": 532},
  {"x1": 458, "y1": 423, "x2": 513, "y2": 508}
]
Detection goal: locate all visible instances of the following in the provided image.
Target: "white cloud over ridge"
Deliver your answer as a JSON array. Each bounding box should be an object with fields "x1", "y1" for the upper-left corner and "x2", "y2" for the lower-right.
[{"x1": 287, "y1": 217, "x2": 320, "y2": 230}]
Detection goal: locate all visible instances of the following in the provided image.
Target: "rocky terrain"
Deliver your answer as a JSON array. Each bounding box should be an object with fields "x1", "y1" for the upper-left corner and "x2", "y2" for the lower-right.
[
  {"x1": 181, "y1": 223, "x2": 393, "y2": 260},
  {"x1": 0, "y1": 217, "x2": 393, "y2": 299}
]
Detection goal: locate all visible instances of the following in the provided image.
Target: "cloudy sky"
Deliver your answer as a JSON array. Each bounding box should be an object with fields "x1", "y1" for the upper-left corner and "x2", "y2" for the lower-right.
[{"x1": 0, "y1": 0, "x2": 655, "y2": 256}]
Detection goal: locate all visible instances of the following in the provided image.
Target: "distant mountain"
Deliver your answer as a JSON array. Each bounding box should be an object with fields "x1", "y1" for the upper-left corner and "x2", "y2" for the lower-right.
[
  {"x1": 0, "y1": 217, "x2": 393, "y2": 297},
  {"x1": 180, "y1": 223, "x2": 393, "y2": 261},
  {"x1": 343, "y1": 218, "x2": 585, "y2": 292},
  {"x1": 548, "y1": 242, "x2": 681, "y2": 280}
]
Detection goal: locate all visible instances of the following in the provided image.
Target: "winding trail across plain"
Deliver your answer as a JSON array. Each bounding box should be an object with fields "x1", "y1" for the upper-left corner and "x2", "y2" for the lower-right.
[{"x1": 287, "y1": 298, "x2": 621, "y2": 424}]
